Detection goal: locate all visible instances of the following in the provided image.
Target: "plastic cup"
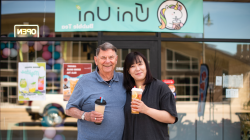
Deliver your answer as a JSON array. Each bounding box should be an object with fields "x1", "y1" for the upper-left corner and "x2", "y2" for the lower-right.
[
  {"x1": 29, "y1": 82, "x2": 36, "y2": 93},
  {"x1": 94, "y1": 99, "x2": 107, "y2": 125},
  {"x1": 131, "y1": 87, "x2": 143, "y2": 114}
]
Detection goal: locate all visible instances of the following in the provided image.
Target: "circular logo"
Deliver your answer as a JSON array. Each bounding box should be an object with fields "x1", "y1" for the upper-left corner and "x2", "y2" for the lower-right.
[
  {"x1": 168, "y1": 84, "x2": 176, "y2": 93},
  {"x1": 157, "y1": 0, "x2": 188, "y2": 30}
]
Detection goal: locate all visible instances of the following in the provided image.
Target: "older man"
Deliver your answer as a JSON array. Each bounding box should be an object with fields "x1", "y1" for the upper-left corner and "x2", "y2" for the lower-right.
[{"x1": 66, "y1": 42, "x2": 126, "y2": 140}]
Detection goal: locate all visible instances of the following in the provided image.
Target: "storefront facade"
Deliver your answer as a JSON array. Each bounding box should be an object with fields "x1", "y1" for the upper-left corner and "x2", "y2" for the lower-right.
[{"x1": 0, "y1": 0, "x2": 250, "y2": 139}]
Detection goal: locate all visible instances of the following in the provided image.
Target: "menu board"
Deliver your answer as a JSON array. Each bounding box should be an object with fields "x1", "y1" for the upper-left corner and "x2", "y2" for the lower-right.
[
  {"x1": 18, "y1": 62, "x2": 46, "y2": 101},
  {"x1": 63, "y1": 63, "x2": 92, "y2": 101}
]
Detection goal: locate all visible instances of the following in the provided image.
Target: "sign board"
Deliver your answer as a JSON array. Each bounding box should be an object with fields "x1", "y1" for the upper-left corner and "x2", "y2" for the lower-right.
[
  {"x1": 215, "y1": 76, "x2": 222, "y2": 86},
  {"x1": 223, "y1": 74, "x2": 243, "y2": 88},
  {"x1": 18, "y1": 62, "x2": 46, "y2": 101},
  {"x1": 226, "y1": 89, "x2": 239, "y2": 98},
  {"x1": 63, "y1": 63, "x2": 92, "y2": 101},
  {"x1": 162, "y1": 79, "x2": 175, "y2": 84},
  {"x1": 14, "y1": 25, "x2": 39, "y2": 37},
  {"x1": 55, "y1": 0, "x2": 203, "y2": 33}
]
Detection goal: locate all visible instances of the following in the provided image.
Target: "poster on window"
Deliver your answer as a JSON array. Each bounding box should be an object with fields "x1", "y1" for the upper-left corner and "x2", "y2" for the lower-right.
[
  {"x1": 18, "y1": 62, "x2": 46, "y2": 101},
  {"x1": 63, "y1": 63, "x2": 92, "y2": 101}
]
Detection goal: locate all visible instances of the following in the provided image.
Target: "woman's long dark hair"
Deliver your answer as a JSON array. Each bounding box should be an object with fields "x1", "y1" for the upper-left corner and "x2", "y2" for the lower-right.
[{"x1": 123, "y1": 52, "x2": 154, "y2": 92}]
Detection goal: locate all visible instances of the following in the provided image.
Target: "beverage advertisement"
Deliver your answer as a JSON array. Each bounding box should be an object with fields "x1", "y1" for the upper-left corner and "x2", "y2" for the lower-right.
[
  {"x1": 63, "y1": 63, "x2": 92, "y2": 101},
  {"x1": 18, "y1": 62, "x2": 46, "y2": 101}
]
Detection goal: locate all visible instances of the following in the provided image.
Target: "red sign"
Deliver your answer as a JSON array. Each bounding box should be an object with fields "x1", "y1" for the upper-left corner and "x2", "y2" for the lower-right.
[
  {"x1": 63, "y1": 63, "x2": 92, "y2": 77},
  {"x1": 63, "y1": 63, "x2": 92, "y2": 101},
  {"x1": 162, "y1": 79, "x2": 175, "y2": 84}
]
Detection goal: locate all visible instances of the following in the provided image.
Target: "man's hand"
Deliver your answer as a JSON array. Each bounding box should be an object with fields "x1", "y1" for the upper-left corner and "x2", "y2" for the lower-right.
[{"x1": 85, "y1": 111, "x2": 104, "y2": 123}]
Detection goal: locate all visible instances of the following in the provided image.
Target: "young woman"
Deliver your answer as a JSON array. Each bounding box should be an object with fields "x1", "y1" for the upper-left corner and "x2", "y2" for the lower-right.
[{"x1": 122, "y1": 52, "x2": 178, "y2": 140}]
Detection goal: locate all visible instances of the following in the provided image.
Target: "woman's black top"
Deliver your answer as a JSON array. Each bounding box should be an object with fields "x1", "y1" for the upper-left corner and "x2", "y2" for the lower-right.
[{"x1": 122, "y1": 79, "x2": 178, "y2": 140}]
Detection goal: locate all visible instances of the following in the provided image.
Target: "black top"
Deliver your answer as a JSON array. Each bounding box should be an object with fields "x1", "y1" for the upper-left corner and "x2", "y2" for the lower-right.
[{"x1": 122, "y1": 79, "x2": 178, "y2": 140}]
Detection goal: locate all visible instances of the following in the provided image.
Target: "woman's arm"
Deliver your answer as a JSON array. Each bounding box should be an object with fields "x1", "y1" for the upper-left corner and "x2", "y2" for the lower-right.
[{"x1": 131, "y1": 99, "x2": 176, "y2": 124}]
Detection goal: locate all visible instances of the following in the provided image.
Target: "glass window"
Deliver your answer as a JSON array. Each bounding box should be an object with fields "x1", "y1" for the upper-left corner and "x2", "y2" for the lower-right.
[
  {"x1": 131, "y1": 49, "x2": 148, "y2": 60},
  {"x1": 10, "y1": 77, "x2": 17, "y2": 82},
  {"x1": 175, "y1": 52, "x2": 190, "y2": 61},
  {"x1": 1, "y1": 62, "x2": 8, "y2": 69},
  {"x1": 192, "y1": 77, "x2": 198, "y2": 84},
  {"x1": 192, "y1": 86, "x2": 198, "y2": 95},
  {"x1": 165, "y1": 43, "x2": 199, "y2": 71},
  {"x1": 175, "y1": 63, "x2": 190, "y2": 69},
  {"x1": 0, "y1": 77, "x2": 8, "y2": 82},
  {"x1": 167, "y1": 49, "x2": 173, "y2": 61},
  {"x1": 174, "y1": 77, "x2": 190, "y2": 84},
  {"x1": 122, "y1": 49, "x2": 128, "y2": 60},
  {"x1": 9, "y1": 87, "x2": 17, "y2": 96}
]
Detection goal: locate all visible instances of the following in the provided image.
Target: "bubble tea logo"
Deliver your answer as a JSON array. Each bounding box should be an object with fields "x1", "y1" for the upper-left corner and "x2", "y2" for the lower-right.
[{"x1": 157, "y1": 1, "x2": 187, "y2": 30}]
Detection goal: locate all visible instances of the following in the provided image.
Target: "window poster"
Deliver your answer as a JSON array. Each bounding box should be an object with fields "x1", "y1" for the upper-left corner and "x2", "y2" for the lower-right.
[
  {"x1": 18, "y1": 62, "x2": 46, "y2": 101},
  {"x1": 63, "y1": 63, "x2": 92, "y2": 101}
]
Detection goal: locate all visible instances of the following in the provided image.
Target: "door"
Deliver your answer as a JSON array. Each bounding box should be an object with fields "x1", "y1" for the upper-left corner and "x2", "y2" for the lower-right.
[{"x1": 102, "y1": 41, "x2": 160, "y2": 79}]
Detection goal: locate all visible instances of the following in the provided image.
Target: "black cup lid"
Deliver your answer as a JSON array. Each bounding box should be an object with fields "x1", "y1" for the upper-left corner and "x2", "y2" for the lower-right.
[{"x1": 95, "y1": 99, "x2": 106, "y2": 105}]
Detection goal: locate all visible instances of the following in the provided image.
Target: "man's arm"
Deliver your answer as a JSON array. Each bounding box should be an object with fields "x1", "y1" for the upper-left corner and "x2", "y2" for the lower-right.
[
  {"x1": 66, "y1": 107, "x2": 84, "y2": 119},
  {"x1": 66, "y1": 107, "x2": 104, "y2": 123}
]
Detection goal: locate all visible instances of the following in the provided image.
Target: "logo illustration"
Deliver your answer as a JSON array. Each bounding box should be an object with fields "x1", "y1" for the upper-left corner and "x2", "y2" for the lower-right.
[{"x1": 158, "y1": 1, "x2": 188, "y2": 30}]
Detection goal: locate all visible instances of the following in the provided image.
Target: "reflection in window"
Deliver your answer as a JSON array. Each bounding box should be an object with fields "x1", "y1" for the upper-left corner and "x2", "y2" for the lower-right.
[
  {"x1": 174, "y1": 77, "x2": 190, "y2": 84},
  {"x1": 175, "y1": 52, "x2": 190, "y2": 61},
  {"x1": 176, "y1": 63, "x2": 190, "y2": 69},
  {"x1": 166, "y1": 49, "x2": 198, "y2": 70},
  {"x1": 1, "y1": 77, "x2": 7, "y2": 82},
  {"x1": 122, "y1": 49, "x2": 128, "y2": 60},
  {"x1": 192, "y1": 77, "x2": 198, "y2": 84},
  {"x1": 131, "y1": 49, "x2": 148, "y2": 59},
  {"x1": 167, "y1": 50, "x2": 173, "y2": 61},
  {"x1": 167, "y1": 76, "x2": 199, "y2": 101}
]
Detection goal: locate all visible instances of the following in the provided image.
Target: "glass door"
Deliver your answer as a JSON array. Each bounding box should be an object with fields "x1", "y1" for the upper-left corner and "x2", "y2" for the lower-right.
[{"x1": 102, "y1": 41, "x2": 159, "y2": 78}]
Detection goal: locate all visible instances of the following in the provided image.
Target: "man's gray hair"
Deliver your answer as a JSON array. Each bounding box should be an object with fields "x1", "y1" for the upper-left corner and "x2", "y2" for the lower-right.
[{"x1": 96, "y1": 42, "x2": 117, "y2": 56}]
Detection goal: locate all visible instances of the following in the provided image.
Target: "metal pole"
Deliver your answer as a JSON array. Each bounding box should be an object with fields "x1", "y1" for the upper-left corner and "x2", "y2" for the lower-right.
[
  {"x1": 210, "y1": 88, "x2": 211, "y2": 121},
  {"x1": 202, "y1": 19, "x2": 205, "y2": 64}
]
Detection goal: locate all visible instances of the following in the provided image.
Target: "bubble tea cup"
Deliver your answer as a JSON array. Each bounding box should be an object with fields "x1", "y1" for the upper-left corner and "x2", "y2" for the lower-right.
[
  {"x1": 95, "y1": 98, "x2": 107, "y2": 125},
  {"x1": 131, "y1": 86, "x2": 143, "y2": 114}
]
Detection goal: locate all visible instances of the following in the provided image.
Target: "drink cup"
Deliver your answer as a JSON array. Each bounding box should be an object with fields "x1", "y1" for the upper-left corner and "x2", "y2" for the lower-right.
[
  {"x1": 173, "y1": 20, "x2": 181, "y2": 30},
  {"x1": 69, "y1": 78, "x2": 79, "y2": 94},
  {"x1": 131, "y1": 87, "x2": 143, "y2": 114},
  {"x1": 95, "y1": 99, "x2": 107, "y2": 125}
]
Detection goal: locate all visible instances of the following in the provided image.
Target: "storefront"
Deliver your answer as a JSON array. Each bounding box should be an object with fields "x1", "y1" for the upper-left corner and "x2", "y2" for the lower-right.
[{"x1": 0, "y1": 0, "x2": 250, "y2": 139}]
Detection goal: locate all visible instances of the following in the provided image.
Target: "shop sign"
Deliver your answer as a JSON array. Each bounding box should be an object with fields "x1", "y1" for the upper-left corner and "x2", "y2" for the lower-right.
[
  {"x1": 14, "y1": 25, "x2": 39, "y2": 37},
  {"x1": 162, "y1": 79, "x2": 174, "y2": 84},
  {"x1": 63, "y1": 63, "x2": 92, "y2": 101},
  {"x1": 18, "y1": 62, "x2": 46, "y2": 101},
  {"x1": 198, "y1": 64, "x2": 209, "y2": 117},
  {"x1": 55, "y1": 0, "x2": 203, "y2": 33}
]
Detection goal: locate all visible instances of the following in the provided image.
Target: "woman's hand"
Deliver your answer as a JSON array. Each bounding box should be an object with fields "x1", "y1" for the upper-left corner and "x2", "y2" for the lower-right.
[
  {"x1": 131, "y1": 99, "x2": 149, "y2": 114},
  {"x1": 131, "y1": 99, "x2": 176, "y2": 124}
]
